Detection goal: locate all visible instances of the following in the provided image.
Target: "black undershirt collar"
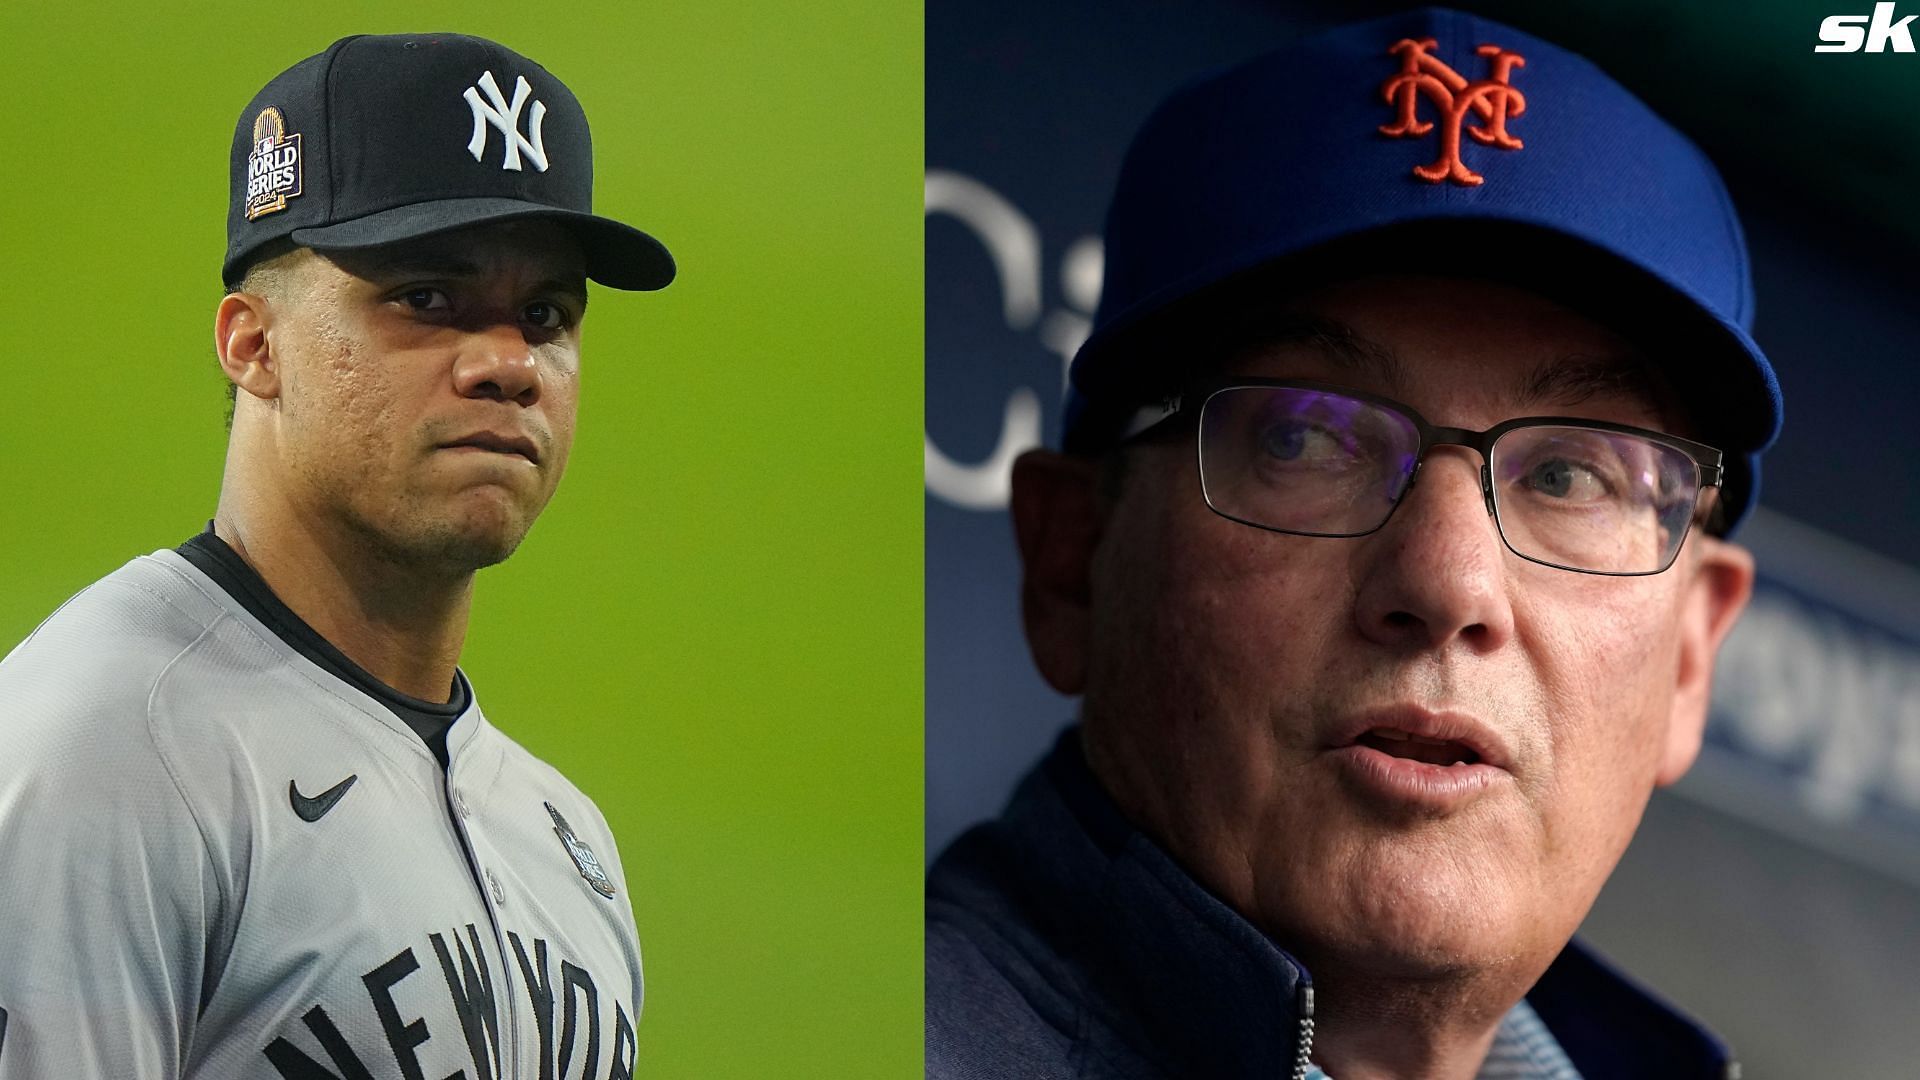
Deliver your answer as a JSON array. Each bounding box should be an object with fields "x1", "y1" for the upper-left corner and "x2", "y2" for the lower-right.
[{"x1": 175, "y1": 525, "x2": 468, "y2": 767}]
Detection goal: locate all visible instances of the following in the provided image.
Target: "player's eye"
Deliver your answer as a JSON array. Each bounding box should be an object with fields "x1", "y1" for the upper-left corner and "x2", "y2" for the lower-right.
[
  {"x1": 522, "y1": 301, "x2": 568, "y2": 330},
  {"x1": 398, "y1": 287, "x2": 451, "y2": 312}
]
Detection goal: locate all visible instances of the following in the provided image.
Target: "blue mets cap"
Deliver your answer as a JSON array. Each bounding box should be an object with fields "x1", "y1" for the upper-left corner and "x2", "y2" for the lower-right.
[{"x1": 1066, "y1": 7, "x2": 1782, "y2": 535}]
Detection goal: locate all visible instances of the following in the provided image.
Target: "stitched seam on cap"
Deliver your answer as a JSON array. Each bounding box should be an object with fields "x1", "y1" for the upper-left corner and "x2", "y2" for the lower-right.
[
  {"x1": 1701, "y1": 141, "x2": 1752, "y2": 326},
  {"x1": 319, "y1": 36, "x2": 365, "y2": 224}
]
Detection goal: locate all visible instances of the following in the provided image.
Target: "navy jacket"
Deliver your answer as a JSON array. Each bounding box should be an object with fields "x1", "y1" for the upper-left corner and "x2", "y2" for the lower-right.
[{"x1": 927, "y1": 729, "x2": 1739, "y2": 1079}]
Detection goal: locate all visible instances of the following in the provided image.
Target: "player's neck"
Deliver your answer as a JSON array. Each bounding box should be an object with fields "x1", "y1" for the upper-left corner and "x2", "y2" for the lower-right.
[{"x1": 211, "y1": 510, "x2": 472, "y2": 705}]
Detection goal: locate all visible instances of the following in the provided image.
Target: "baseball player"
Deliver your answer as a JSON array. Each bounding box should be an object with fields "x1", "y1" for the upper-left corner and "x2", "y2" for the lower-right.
[{"x1": 0, "y1": 34, "x2": 670, "y2": 1077}]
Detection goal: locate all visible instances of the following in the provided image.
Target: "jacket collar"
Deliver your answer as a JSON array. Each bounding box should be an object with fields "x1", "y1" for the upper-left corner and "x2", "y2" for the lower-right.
[{"x1": 1013, "y1": 727, "x2": 1736, "y2": 1079}]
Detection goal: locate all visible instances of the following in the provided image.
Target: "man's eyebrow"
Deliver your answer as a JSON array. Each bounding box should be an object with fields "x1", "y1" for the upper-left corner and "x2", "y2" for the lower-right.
[
  {"x1": 1226, "y1": 312, "x2": 1406, "y2": 391},
  {"x1": 359, "y1": 254, "x2": 481, "y2": 280},
  {"x1": 534, "y1": 276, "x2": 590, "y2": 307},
  {"x1": 361, "y1": 256, "x2": 588, "y2": 303},
  {"x1": 1226, "y1": 315, "x2": 1670, "y2": 422},
  {"x1": 1520, "y1": 353, "x2": 1668, "y2": 420}
]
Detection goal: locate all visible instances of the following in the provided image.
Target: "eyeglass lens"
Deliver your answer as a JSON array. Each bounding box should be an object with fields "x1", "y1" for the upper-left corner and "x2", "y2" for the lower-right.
[{"x1": 1197, "y1": 386, "x2": 1702, "y2": 574}]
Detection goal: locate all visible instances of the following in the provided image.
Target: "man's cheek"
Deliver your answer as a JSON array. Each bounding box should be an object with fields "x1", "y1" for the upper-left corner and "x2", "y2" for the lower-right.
[
  {"x1": 1531, "y1": 583, "x2": 1663, "y2": 678},
  {"x1": 1536, "y1": 596, "x2": 1681, "y2": 771}
]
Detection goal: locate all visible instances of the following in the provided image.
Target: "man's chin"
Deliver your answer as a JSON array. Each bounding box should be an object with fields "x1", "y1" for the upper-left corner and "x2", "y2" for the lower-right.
[
  {"x1": 1280, "y1": 909, "x2": 1530, "y2": 986},
  {"x1": 357, "y1": 502, "x2": 538, "y2": 576},
  {"x1": 439, "y1": 488, "x2": 548, "y2": 565},
  {"x1": 1256, "y1": 848, "x2": 1537, "y2": 980},
  {"x1": 431, "y1": 528, "x2": 526, "y2": 573},
  {"x1": 434, "y1": 511, "x2": 536, "y2": 572},
  {"x1": 1330, "y1": 924, "x2": 1519, "y2": 981}
]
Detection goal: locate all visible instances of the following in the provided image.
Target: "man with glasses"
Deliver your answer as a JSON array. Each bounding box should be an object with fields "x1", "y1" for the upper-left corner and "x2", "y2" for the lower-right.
[{"x1": 928, "y1": 9, "x2": 1777, "y2": 1080}]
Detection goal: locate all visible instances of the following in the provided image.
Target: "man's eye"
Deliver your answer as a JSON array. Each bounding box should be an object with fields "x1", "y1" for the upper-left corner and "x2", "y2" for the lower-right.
[
  {"x1": 400, "y1": 288, "x2": 450, "y2": 311},
  {"x1": 1260, "y1": 421, "x2": 1348, "y2": 463},
  {"x1": 1524, "y1": 458, "x2": 1610, "y2": 501},
  {"x1": 523, "y1": 302, "x2": 567, "y2": 330}
]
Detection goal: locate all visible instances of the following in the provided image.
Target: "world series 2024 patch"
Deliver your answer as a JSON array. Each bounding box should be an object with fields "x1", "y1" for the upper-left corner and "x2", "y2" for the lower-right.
[
  {"x1": 245, "y1": 106, "x2": 302, "y2": 220},
  {"x1": 547, "y1": 802, "x2": 618, "y2": 899}
]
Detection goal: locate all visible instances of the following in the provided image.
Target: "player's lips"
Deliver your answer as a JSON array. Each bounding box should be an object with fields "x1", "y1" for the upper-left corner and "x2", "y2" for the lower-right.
[
  {"x1": 438, "y1": 431, "x2": 541, "y2": 464},
  {"x1": 1322, "y1": 706, "x2": 1513, "y2": 811}
]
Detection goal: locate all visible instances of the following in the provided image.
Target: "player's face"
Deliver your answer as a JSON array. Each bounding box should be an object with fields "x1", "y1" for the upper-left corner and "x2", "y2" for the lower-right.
[
  {"x1": 268, "y1": 220, "x2": 587, "y2": 573},
  {"x1": 1019, "y1": 275, "x2": 1753, "y2": 988}
]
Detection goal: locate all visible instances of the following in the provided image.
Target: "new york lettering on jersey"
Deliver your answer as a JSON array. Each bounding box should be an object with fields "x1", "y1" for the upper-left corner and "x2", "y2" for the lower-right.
[{"x1": 261, "y1": 926, "x2": 637, "y2": 1079}]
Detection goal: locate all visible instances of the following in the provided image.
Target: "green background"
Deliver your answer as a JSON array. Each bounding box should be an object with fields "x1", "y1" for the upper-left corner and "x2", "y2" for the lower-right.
[{"x1": 0, "y1": 1, "x2": 921, "y2": 1076}]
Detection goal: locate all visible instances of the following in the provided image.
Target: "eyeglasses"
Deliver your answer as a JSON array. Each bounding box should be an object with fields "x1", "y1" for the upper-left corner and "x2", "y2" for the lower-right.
[{"x1": 1125, "y1": 379, "x2": 1723, "y2": 576}]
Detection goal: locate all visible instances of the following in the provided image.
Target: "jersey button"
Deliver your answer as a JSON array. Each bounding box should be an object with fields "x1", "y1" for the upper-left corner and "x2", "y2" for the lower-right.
[{"x1": 487, "y1": 868, "x2": 505, "y2": 905}]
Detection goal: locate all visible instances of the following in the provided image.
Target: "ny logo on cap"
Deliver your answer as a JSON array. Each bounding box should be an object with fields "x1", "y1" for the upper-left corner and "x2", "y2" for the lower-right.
[
  {"x1": 464, "y1": 70, "x2": 549, "y2": 172},
  {"x1": 1377, "y1": 38, "x2": 1527, "y2": 187}
]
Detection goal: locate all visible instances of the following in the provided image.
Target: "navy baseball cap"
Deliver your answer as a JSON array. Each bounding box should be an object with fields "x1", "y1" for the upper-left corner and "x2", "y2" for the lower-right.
[
  {"x1": 1067, "y1": 7, "x2": 1781, "y2": 535},
  {"x1": 224, "y1": 33, "x2": 673, "y2": 291}
]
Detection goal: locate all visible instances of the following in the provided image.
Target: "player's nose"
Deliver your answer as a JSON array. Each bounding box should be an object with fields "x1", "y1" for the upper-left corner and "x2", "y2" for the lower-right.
[{"x1": 452, "y1": 322, "x2": 542, "y2": 407}]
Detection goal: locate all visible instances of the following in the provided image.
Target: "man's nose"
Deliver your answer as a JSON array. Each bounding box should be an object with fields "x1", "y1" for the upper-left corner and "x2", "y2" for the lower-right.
[
  {"x1": 452, "y1": 321, "x2": 542, "y2": 406},
  {"x1": 1350, "y1": 449, "x2": 1515, "y2": 653}
]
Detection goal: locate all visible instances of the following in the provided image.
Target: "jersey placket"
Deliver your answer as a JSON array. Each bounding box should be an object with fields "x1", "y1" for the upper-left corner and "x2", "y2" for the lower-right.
[{"x1": 443, "y1": 739, "x2": 522, "y2": 1078}]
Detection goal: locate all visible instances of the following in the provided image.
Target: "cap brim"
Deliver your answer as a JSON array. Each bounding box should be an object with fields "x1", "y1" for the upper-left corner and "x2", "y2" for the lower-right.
[{"x1": 290, "y1": 196, "x2": 674, "y2": 291}]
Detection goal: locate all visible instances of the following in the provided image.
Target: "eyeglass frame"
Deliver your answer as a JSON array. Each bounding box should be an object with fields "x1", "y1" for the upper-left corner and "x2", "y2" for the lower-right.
[{"x1": 1122, "y1": 377, "x2": 1726, "y2": 577}]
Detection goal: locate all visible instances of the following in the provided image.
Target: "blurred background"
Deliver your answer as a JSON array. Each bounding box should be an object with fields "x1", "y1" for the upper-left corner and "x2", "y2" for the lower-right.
[
  {"x1": 0, "y1": 2, "x2": 920, "y2": 1076},
  {"x1": 926, "y1": 1, "x2": 1919, "y2": 1074}
]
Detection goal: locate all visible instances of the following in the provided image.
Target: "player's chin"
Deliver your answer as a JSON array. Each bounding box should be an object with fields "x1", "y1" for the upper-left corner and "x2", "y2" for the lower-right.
[{"x1": 412, "y1": 492, "x2": 544, "y2": 571}]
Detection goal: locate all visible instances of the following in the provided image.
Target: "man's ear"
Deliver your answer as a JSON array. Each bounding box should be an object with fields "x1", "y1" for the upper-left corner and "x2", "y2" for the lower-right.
[
  {"x1": 1010, "y1": 448, "x2": 1106, "y2": 695},
  {"x1": 215, "y1": 291, "x2": 282, "y2": 403},
  {"x1": 1657, "y1": 533, "x2": 1756, "y2": 785}
]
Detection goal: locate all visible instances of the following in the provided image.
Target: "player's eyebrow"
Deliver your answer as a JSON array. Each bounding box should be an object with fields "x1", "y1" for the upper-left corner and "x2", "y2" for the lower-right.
[
  {"x1": 535, "y1": 276, "x2": 590, "y2": 309},
  {"x1": 363, "y1": 255, "x2": 484, "y2": 281},
  {"x1": 360, "y1": 255, "x2": 589, "y2": 307}
]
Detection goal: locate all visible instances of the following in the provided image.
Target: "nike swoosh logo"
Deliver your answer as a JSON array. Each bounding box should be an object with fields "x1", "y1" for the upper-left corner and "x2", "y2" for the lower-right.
[{"x1": 289, "y1": 774, "x2": 359, "y2": 822}]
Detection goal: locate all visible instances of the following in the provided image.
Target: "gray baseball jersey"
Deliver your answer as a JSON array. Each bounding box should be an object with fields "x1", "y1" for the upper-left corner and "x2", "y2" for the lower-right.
[{"x1": 0, "y1": 548, "x2": 644, "y2": 1077}]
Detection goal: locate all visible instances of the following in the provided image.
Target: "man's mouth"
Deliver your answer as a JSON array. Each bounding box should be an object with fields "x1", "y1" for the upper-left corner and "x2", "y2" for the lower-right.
[
  {"x1": 440, "y1": 431, "x2": 541, "y2": 463},
  {"x1": 1353, "y1": 728, "x2": 1482, "y2": 766},
  {"x1": 1327, "y1": 708, "x2": 1511, "y2": 808},
  {"x1": 1329, "y1": 707, "x2": 1509, "y2": 771}
]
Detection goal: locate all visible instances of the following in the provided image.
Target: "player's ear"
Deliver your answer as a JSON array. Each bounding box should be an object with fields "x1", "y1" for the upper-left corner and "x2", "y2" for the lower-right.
[
  {"x1": 1010, "y1": 448, "x2": 1106, "y2": 695},
  {"x1": 215, "y1": 289, "x2": 282, "y2": 403},
  {"x1": 1656, "y1": 531, "x2": 1755, "y2": 785}
]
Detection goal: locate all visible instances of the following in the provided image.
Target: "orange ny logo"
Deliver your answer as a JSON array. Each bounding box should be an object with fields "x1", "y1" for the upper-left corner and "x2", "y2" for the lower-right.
[{"x1": 1378, "y1": 38, "x2": 1527, "y2": 187}]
